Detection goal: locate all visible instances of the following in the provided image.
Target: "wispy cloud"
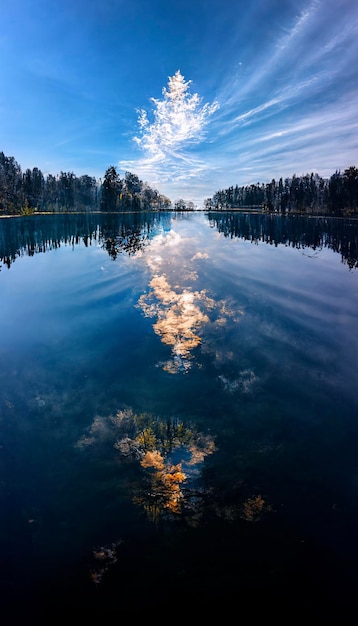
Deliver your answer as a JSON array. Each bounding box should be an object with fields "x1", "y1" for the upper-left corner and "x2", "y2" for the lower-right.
[
  {"x1": 120, "y1": 70, "x2": 219, "y2": 203},
  {"x1": 133, "y1": 70, "x2": 219, "y2": 158},
  {"x1": 120, "y1": 2, "x2": 358, "y2": 207},
  {"x1": 217, "y1": 0, "x2": 320, "y2": 109},
  {"x1": 205, "y1": 1, "x2": 358, "y2": 190}
]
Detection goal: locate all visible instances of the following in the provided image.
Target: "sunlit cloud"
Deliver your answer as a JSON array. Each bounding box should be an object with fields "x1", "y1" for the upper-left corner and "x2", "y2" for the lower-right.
[
  {"x1": 2, "y1": 0, "x2": 358, "y2": 210},
  {"x1": 203, "y1": 1, "x2": 358, "y2": 194},
  {"x1": 119, "y1": 1, "x2": 357, "y2": 207},
  {"x1": 133, "y1": 70, "x2": 219, "y2": 158},
  {"x1": 120, "y1": 70, "x2": 219, "y2": 204},
  {"x1": 191, "y1": 252, "x2": 208, "y2": 261}
]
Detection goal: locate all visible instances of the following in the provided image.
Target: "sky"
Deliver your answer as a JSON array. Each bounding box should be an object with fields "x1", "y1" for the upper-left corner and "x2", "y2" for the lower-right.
[{"x1": 1, "y1": 0, "x2": 357, "y2": 208}]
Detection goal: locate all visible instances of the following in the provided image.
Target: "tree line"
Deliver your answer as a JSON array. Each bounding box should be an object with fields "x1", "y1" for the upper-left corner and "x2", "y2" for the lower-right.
[
  {"x1": 204, "y1": 167, "x2": 358, "y2": 215},
  {"x1": 2, "y1": 150, "x2": 357, "y2": 216},
  {"x1": 0, "y1": 151, "x2": 171, "y2": 215}
]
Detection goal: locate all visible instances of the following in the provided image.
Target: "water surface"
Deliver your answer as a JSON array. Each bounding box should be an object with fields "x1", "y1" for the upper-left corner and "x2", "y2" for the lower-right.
[{"x1": 1, "y1": 211, "x2": 358, "y2": 615}]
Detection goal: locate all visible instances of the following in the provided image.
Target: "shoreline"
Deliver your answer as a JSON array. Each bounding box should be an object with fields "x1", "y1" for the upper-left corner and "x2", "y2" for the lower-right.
[{"x1": 0, "y1": 205, "x2": 358, "y2": 220}]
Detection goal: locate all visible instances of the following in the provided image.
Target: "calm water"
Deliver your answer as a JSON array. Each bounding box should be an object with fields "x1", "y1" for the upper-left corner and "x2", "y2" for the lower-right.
[{"x1": 1, "y1": 211, "x2": 358, "y2": 616}]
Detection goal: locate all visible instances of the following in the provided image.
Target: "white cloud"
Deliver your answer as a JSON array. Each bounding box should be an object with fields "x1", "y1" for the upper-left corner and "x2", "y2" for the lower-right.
[
  {"x1": 120, "y1": 71, "x2": 219, "y2": 205},
  {"x1": 133, "y1": 70, "x2": 219, "y2": 158},
  {"x1": 120, "y1": 2, "x2": 358, "y2": 208}
]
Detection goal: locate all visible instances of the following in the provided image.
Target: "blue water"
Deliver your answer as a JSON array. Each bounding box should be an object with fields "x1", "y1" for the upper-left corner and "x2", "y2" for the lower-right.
[{"x1": 1, "y1": 212, "x2": 358, "y2": 616}]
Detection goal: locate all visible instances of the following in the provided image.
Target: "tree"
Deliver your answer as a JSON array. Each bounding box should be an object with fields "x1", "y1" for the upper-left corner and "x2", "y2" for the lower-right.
[
  {"x1": 124, "y1": 171, "x2": 142, "y2": 195},
  {"x1": 329, "y1": 171, "x2": 345, "y2": 214},
  {"x1": 174, "y1": 198, "x2": 187, "y2": 211},
  {"x1": 75, "y1": 175, "x2": 98, "y2": 211},
  {"x1": 101, "y1": 166, "x2": 122, "y2": 212},
  {"x1": 58, "y1": 172, "x2": 76, "y2": 211},
  {"x1": 45, "y1": 174, "x2": 58, "y2": 211},
  {"x1": 343, "y1": 166, "x2": 358, "y2": 210},
  {"x1": 32, "y1": 167, "x2": 44, "y2": 209},
  {"x1": 174, "y1": 198, "x2": 194, "y2": 211},
  {"x1": 0, "y1": 152, "x2": 22, "y2": 213},
  {"x1": 22, "y1": 167, "x2": 44, "y2": 211}
]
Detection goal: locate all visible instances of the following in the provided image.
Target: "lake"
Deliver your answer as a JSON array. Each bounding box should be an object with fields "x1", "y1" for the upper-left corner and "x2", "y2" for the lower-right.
[{"x1": 1, "y1": 211, "x2": 358, "y2": 617}]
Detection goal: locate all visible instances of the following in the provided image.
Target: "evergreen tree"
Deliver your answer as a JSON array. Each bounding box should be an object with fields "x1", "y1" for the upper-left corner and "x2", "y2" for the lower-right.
[{"x1": 101, "y1": 166, "x2": 122, "y2": 211}]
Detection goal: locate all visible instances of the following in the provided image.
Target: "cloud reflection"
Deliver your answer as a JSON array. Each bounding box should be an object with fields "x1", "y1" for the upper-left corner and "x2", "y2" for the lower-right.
[
  {"x1": 138, "y1": 273, "x2": 214, "y2": 373},
  {"x1": 136, "y1": 226, "x2": 244, "y2": 373},
  {"x1": 78, "y1": 406, "x2": 273, "y2": 585},
  {"x1": 76, "y1": 407, "x2": 216, "y2": 524}
]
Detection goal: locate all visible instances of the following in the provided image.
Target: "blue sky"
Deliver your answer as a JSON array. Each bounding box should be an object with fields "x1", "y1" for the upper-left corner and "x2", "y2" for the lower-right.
[{"x1": 1, "y1": 0, "x2": 357, "y2": 207}]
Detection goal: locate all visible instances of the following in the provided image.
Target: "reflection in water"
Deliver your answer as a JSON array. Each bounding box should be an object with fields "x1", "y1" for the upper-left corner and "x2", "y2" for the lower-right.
[
  {"x1": 138, "y1": 274, "x2": 213, "y2": 373},
  {"x1": 76, "y1": 407, "x2": 217, "y2": 582},
  {"x1": 136, "y1": 227, "x2": 243, "y2": 373},
  {"x1": 90, "y1": 540, "x2": 123, "y2": 585},
  {"x1": 1, "y1": 212, "x2": 358, "y2": 613},
  {"x1": 0, "y1": 212, "x2": 172, "y2": 269},
  {"x1": 207, "y1": 211, "x2": 358, "y2": 269},
  {"x1": 77, "y1": 406, "x2": 274, "y2": 586},
  {"x1": 76, "y1": 405, "x2": 272, "y2": 586},
  {"x1": 218, "y1": 369, "x2": 258, "y2": 393},
  {"x1": 76, "y1": 407, "x2": 216, "y2": 522},
  {"x1": 240, "y1": 494, "x2": 272, "y2": 523},
  {"x1": 1, "y1": 211, "x2": 358, "y2": 271}
]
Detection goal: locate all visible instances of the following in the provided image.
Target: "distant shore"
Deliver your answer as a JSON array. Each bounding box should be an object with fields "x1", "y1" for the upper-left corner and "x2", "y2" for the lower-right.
[{"x1": 0, "y1": 208, "x2": 357, "y2": 220}]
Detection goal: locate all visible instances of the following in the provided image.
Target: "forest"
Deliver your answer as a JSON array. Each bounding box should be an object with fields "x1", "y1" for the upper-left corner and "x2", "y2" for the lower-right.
[
  {"x1": 205, "y1": 167, "x2": 358, "y2": 215},
  {"x1": 1, "y1": 150, "x2": 358, "y2": 216},
  {"x1": 0, "y1": 151, "x2": 172, "y2": 215}
]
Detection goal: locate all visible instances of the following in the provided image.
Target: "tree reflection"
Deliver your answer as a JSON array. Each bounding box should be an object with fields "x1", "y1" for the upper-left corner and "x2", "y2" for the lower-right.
[
  {"x1": 90, "y1": 540, "x2": 123, "y2": 585},
  {"x1": 207, "y1": 212, "x2": 358, "y2": 269},
  {"x1": 0, "y1": 212, "x2": 172, "y2": 269},
  {"x1": 76, "y1": 407, "x2": 277, "y2": 585},
  {"x1": 240, "y1": 494, "x2": 272, "y2": 522},
  {"x1": 114, "y1": 410, "x2": 217, "y2": 523},
  {"x1": 76, "y1": 408, "x2": 216, "y2": 525}
]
